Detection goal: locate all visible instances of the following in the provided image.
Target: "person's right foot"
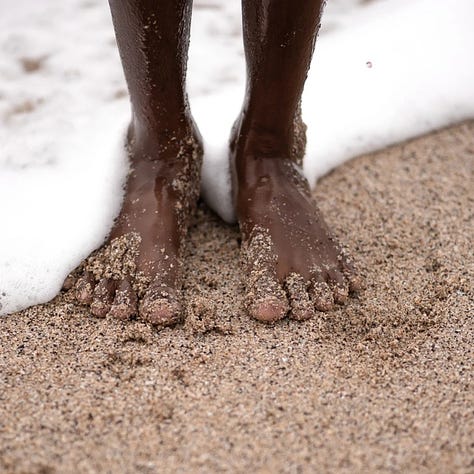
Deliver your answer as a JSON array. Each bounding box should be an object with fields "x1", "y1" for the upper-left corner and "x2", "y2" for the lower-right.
[{"x1": 65, "y1": 123, "x2": 202, "y2": 325}]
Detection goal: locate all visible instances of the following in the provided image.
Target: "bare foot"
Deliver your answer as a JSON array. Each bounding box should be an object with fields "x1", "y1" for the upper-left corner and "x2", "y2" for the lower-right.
[
  {"x1": 231, "y1": 118, "x2": 363, "y2": 322},
  {"x1": 66, "y1": 124, "x2": 202, "y2": 325}
]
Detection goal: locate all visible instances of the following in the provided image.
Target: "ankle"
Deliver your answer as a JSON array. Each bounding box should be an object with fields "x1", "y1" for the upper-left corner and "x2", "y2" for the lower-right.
[
  {"x1": 235, "y1": 123, "x2": 291, "y2": 160},
  {"x1": 128, "y1": 116, "x2": 202, "y2": 162}
]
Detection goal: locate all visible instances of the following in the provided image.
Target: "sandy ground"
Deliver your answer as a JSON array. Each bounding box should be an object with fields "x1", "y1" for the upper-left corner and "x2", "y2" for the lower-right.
[{"x1": 1, "y1": 122, "x2": 473, "y2": 473}]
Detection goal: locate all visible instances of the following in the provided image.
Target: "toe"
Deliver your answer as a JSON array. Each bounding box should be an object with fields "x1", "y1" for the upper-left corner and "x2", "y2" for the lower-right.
[
  {"x1": 249, "y1": 297, "x2": 289, "y2": 322},
  {"x1": 340, "y1": 259, "x2": 364, "y2": 293},
  {"x1": 246, "y1": 273, "x2": 289, "y2": 322},
  {"x1": 62, "y1": 271, "x2": 78, "y2": 291},
  {"x1": 285, "y1": 273, "x2": 315, "y2": 321},
  {"x1": 90, "y1": 278, "x2": 116, "y2": 318},
  {"x1": 108, "y1": 279, "x2": 137, "y2": 320},
  {"x1": 327, "y1": 269, "x2": 349, "y2": 305},
  {"x1": 241, "y1": 228, "x2": 289, "y2": 322},
  {"x1": 309, "y1": 273, "x2": 334, "y2": 312},
  {"x1": 139, "y1": 281, "x2": 182, "y2": 326},
  {"x1": 75, "y1": 272, "x2": 95, "y2": 305}
]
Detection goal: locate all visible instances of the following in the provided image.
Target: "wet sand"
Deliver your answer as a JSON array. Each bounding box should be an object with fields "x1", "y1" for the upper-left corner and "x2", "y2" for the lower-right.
[{"x1": 1, "y1": 122, "x2": 473, "y2": 473}]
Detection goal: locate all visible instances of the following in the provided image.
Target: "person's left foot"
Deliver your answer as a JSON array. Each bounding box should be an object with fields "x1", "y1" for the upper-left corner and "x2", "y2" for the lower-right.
[{"x1": 231, "y1": 123, "x2": 363, "y2": 322}]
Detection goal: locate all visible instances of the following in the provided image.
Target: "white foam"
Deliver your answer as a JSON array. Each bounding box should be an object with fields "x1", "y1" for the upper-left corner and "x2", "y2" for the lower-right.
[{"x1": 0, "y1": 0, "x2": 473, "y2": 314}]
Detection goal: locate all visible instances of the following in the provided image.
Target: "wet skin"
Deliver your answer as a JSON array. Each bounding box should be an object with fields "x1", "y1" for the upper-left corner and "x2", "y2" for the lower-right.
[
  {"x1": 231, "y1": 145, "x2": 362, "y2": 321},
  {"x1": 68, "y1": 0, "x2": 361, "y2": 324},
  {"x1": 69, "y1": 0, "x2": 202, "y2": 324},
  {"x1": 230, "y1": 0, "x2": 362, "y2": 321},
  {"x1": 72, "y1": 123, "x2": 202, "y2": 325}
]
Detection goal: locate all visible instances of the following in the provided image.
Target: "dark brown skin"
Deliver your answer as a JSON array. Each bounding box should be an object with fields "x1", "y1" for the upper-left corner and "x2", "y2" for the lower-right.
[
  {"x1": 70, "y1": 0, "x2": 202, "y2": 325},
  {"x1": 231, "y1": 0, "x2": 362, "y2": 321},
  {"x1": 68, "y1": 0, "x2": 361, "y2": 324}
]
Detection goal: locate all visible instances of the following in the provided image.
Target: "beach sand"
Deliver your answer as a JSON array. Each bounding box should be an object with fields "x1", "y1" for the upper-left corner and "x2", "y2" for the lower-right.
[{"x1": 1, "y1": 122, "x2": 473, "y2": 473}]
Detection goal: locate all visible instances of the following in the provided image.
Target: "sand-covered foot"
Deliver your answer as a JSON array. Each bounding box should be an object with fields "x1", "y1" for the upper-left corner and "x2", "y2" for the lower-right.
[
  {"x1": 65, "y1": 125, "x2": 202, "y2": 325},
  {"x1": 233, "y1": 131, "x2": 362, "y2": 322}
]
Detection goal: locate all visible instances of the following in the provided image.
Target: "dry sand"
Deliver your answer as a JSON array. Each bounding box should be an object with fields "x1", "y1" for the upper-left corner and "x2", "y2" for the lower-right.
[{"x1": 1, "y1": 122, "x2": 473, "y2": 473}]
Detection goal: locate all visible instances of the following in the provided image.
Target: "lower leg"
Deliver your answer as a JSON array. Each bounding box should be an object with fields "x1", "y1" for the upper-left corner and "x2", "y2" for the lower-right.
[
  {"x1": 233, "y1": 0, "x2": 362, "y2": 322},
  {"x1": 236, "y1": 0, "x2": 323, "y2": 163},
  {"x1": 70, "y1": 0, "x2": 202, "y2": 325},
  {"x1": 109, "y1": 0, "x2": 198, "y2": 153}
]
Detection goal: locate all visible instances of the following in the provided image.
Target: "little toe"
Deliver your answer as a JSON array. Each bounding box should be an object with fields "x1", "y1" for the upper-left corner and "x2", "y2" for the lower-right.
[
  {"x1": 108, "y1": 279, "x2": 137, "y2": 320},
  {"x1": 75, "y1": 272, "x2": 95, "y2": 305},
  {"x1": 340, "y1": 259, "x2": 364, "y2": 293},
  {"x1": 90, "y1": 278, "x2": 116, "y2": 318},
  {"x1": 139, "y1": 281, "x2": 182, "y2": 326},
  {"x1": 327, "y1": 270, "x2": 349, "y2": 305},
  {"x1": 309, "y1": 274, "x2": 334, "y2": 312},
  {"x1": 285, "y1": 273, "x2": 315, "y2": 321},
  {"x1": 62, "y1": 272, "x2": 78, "y2": 291}
]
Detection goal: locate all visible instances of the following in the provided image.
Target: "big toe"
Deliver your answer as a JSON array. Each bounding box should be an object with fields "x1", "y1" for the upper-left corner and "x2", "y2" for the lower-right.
[
  {"x1": 246, "y1": 273, "x2": 289, "y2": 322},
  {"x1": 139, "y1": 281, "x2": 182, "y2": 326},
  {"x1": 249, "y1": 297, "x2": 288, "y2": 322}
]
